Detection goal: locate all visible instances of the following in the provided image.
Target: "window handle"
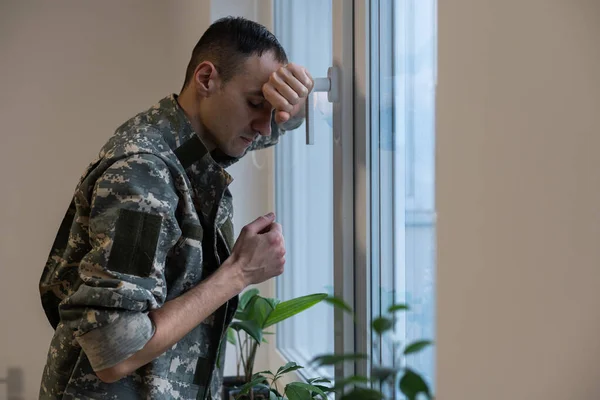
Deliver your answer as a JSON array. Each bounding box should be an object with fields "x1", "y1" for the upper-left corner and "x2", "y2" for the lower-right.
[{"x1": 306, "y1": 66, "x2": 339, "y2": 145}]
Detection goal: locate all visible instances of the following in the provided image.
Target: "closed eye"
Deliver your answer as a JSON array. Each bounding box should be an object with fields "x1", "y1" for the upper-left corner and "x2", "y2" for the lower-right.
[
  {"x1": 248, "y1": 100, "x2": 264, "y2": 109},
  {"x1": 248, "y1": 101, "x2": 262, "y2": 108}
]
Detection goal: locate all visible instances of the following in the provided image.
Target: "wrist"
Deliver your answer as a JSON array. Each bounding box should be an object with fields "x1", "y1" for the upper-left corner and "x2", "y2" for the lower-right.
[{"x1": 217, "y1": 256, "x2": 247, "y2": 295}]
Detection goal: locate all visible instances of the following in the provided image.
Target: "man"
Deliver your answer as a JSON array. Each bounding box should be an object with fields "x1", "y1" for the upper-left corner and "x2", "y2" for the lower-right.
[{"x1": 39, "y1": 16, "x2": 313, "y2": 399}]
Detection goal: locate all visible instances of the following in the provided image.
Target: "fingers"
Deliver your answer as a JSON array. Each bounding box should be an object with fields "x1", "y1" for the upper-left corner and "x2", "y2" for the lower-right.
[
  {"x1": 268, "y1": 222, "x2": 282, "y2": 234},
  {"x1": 245, "y1": 212, "x2": 276, "y2": 234},
  {"x1": 276, "y1": 68, "x2": 308, "y2": 101},
  {"x1": 285, "y1": 63, "x2": 313, "y2": 93},
  {"x1": 263, "y1": 83, "x2": 294, "y2": 114},
  {"x1": 263, "y1": 63, "x2": 314, "y2": 117},
  {"x1": 262, "y1": 221, "x2": 284, "y2": 251},
  {"x1": 274, "y1": 110, "x2": 291, "y2": 125},
  {"x1": 262, "y1": 223, "x2": 283, "y2": 246}
]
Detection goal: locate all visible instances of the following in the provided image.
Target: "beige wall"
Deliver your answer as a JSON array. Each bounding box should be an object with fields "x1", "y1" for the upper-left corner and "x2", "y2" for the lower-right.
[
  {"x1": 0, "y1": 1, "x2": 212, "y2": 398},
  {"x1": 437, "y1": 1, "x2": 600, "y2": 399},
  {"x1": 0, "y1": 1, "x2": 276, "y2": 396}
]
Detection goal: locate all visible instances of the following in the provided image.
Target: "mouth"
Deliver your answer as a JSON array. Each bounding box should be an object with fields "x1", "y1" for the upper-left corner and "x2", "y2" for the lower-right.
[{"x1": 240, "y1": 135, "x2": 256, "y2": 145}]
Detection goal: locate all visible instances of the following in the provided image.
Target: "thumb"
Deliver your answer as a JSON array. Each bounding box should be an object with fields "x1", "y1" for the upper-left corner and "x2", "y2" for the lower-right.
[
  {"x1": 275, "y1": 111, "x2": 290, "y2": 125},
  {"x1": 247, "y1": 212, "x2": 276, "y2": 233}
]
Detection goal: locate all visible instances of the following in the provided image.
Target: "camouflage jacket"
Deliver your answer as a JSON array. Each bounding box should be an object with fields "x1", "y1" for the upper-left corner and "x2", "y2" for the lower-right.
[{"x1": 39, "y1": 95, "x2": 298, "y2": 400}]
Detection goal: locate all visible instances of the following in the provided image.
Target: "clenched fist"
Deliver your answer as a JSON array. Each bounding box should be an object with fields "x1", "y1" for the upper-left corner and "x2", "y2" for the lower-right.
[
  {"x1": 228, "y1": 212, "x2": 286, "y2": 288},
  {"x1": 262, "y1": 63, "x2": 314, "y2": 126}
]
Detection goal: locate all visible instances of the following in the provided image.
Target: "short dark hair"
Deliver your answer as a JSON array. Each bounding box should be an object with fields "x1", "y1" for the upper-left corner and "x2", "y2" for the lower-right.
[{"x1": 181, "y1": 16, "x2": 288, "y2": 90}]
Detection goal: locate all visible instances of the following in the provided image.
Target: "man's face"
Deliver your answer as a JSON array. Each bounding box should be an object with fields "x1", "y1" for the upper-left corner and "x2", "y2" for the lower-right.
[{"x1": 199, "y1": 52, "x2": 283, "y2": 157}]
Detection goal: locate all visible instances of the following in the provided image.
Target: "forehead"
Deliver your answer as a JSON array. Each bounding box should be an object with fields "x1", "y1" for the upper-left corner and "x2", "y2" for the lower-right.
[{"x1": 231, "y1": 52, "x2": 284, "y2": 90}]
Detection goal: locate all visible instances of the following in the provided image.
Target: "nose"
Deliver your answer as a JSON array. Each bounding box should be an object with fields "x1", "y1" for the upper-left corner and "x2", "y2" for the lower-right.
[{"x1": 251, "y1": 109, "x2": 273, "y2": 137}]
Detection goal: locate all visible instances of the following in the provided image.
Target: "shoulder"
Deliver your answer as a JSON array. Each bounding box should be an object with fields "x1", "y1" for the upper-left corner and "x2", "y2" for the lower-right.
[
  {"x1": 76, "y1": 122, "x2": 173, "y2": 195},
  {"x1": 102, "y1": 115, "x2": 169, "y2": 161}
]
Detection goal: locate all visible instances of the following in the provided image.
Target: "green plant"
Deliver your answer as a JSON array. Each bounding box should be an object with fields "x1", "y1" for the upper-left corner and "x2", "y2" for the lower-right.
[
  {"x1": 235, "y1": 362, "x2": 333, "y2": 400},
  {"x1": 311, "y1": 299, "x2": 435, "y2": 400},
  {"x1": 238, "y1": 297, "x2": 435, "y2": 400},
  {"x1": 231, "y1": 292, "x2": 434, "y2": 400},
  {"x1": 227, "y1": 289, "x2": 328, "y2": 383}
]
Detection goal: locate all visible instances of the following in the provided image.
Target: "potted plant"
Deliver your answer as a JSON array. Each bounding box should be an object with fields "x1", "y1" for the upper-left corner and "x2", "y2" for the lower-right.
[
  {"x1": 233, "y1": 361, "x2": 332, "y2": 400},
  {"x1": 236, "y1": 298, "x2": 435, "y2": 400},
  {"x1": 222, "y1": 288, "x2": 328, "y2": 400}
]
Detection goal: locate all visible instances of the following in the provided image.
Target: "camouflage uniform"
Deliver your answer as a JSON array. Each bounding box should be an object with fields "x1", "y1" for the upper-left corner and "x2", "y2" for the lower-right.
[{"x1": 39, "y1": 94, "x2": 301, "y2": 400}]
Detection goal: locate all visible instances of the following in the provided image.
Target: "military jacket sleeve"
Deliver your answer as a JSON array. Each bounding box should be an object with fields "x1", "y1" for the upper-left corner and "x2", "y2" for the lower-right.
[
  {"x1": 248, "y1": 112, "x2": 305, "y2": 151},
  {"x1": 58, "y1": 153, "x2": 182, "y2": 372}
]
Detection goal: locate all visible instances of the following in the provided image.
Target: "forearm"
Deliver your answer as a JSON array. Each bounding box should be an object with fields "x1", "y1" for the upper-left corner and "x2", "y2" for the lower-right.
[
  {"x1": 279, "y1": 99, "x2": 306, "y2": 131},
  {"x1": 96, "y1": 259, "x2": 245, "y2": 383},
  {"x1": 250, "y1": 101, "x2": 306, "y2": 151}
]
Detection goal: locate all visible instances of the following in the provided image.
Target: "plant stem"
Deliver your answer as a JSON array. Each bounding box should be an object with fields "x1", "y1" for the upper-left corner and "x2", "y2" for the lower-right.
[
  {"x1": 246, "y1": 335, "x2": 249, "y2": 370},
  {"x1": 245, "y1": 335, "x2": 250, "y2": 378},
  {"x1": 273, "y1": 378, "x2": 280, "y2": 397},
  {"x1": 245, "y1": 341, "x2": 259, "y2": 382},
  {"x1": 237, "y1": 330, "x2": 246, "y2": 378}
]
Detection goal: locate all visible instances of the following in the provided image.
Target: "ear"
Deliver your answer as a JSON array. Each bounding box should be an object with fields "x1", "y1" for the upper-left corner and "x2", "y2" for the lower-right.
[{"x1": 193, "y1": 61, "x2": 221, "y2": 96}]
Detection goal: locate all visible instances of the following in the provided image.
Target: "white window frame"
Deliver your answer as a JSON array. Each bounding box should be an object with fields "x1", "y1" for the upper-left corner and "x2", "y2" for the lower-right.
[
  {"x1": 271, "y1": 1, "x2": 436, "y2": 395},
  {"x1": 270, "y1": 0, "x2": 369, "y2": 386}
]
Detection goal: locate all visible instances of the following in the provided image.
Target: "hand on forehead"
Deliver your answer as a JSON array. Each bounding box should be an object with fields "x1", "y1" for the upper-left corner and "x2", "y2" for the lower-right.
[{"x1": 262, "y1": 63, "x2": 314, "y2": 124}]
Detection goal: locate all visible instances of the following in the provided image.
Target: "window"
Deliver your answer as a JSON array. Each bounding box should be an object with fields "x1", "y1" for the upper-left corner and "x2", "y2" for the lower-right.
[
  {"x1": 274, "y1": 1, "x2": 437, "y2": 396},
  {"x1": 369, "y1": 0, "x2": 437, "y2": 395},
  {"x1": 274, "y1": 0, "x2": 335, "y2": 380}
]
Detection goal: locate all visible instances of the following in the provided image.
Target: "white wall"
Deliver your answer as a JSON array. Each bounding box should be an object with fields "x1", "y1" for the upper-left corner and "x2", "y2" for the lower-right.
[
  {"x1": 436, "y1": 1, "x2": 600, "y2": 399},
  {"x1": 0, "y1": 1, "x2": 212, "y2": 398}
]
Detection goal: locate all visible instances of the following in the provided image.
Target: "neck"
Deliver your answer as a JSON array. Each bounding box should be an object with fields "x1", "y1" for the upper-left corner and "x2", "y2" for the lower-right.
[{"x1": 177, "y1": 87, "x2": 217, "y2": 151}]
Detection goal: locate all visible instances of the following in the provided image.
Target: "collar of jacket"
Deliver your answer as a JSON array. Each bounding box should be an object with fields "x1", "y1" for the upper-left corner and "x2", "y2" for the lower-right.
[{"x1": 156, "y1": 94, "x2": 236, "y2": 223}]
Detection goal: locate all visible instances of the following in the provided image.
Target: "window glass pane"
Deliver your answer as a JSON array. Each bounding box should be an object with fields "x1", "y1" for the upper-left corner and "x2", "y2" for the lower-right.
[
  {"x1": 274, "y1": 0, "x2": 334, "y2": 379},
  {"x1": 370, "y1": 0, "x2": 437, "y2": 396}
]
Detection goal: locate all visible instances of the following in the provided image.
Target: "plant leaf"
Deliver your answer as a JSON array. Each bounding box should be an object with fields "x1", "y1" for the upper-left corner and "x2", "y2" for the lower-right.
[
  {"x1": 306, "y1": 377, "x2": 334, "y2": 394},
  {"x1": 246, "y1": 296, "x2": 276, "y2": 328},
  {"x1": 263, "y1": 293, "x2": 328, "y2": 328},
  {"x1": 311, "y1": 353, "x2": 368, "y2": 367},
  {"x1": 371, "y1": 365, "x2": 400, "y2": 383},
  {"x1": 253, "y1": 370, "x2": 275, "y2": 377},
  {"x1": 323, "y1": 296, "x2": 354, "y2": 314},
  {"x1": 372, "y1": 316, "x2": 393, "y2": 335},
  {"x1": 286, "y1": 382, "x2": 328, "y2": 400},
  {"x1": 229, "y1": 320, "x2": 262, "y2": 344},
  {"x1": 307, "y1": 377, "x2": 331, "y2": 385},
  {"x1": 339, "y1": 387, "x2": 384, "y2": 400},
  {"x1": 236, "y1": 376, "x2": 268, "y2": 397},
  {"x1": 226, "y1": 328, "x2": 237, "y2": 345},
  {"x1": 265, "y1": 297, "x2": 281, "y2": 309},
  {"x1": 404, "y1": 340, "x2": 433, "y2": 355},
  {"x1": 275, "y1": 361, "x2": 304, "y2": 378},
  {"x1": 284, "y1": 384, "x2": 313, "y2": 400},
  {"x1": 234, "y1": 310, "x2": 249, "y2": 321},
  {"x1": 332, "y1": 375, "x2": 371, "y2": 391},
  {"x1": 313, "y1": 385, "x2": 334, "y2": 394},
  {"x1": 399, "y1": 368, "x2": 432, "y2": 400},
  {"x1": 240, "y1": 288, "x2": 260, "y2": 310},
  {"x1": 388, "y1": 303, "x2": 409, "y2": 313}
]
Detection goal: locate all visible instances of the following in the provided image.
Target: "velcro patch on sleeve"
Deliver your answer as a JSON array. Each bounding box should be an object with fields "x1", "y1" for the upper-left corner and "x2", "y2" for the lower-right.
[{"x1": 108, "y1": 208, "x2": 162, "y2": 277}]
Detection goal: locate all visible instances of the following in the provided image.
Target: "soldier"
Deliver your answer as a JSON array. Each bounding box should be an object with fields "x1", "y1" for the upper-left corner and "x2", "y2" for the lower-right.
[{"x1": 38, "y1": 16, "x2": 314, "y2": 400}]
